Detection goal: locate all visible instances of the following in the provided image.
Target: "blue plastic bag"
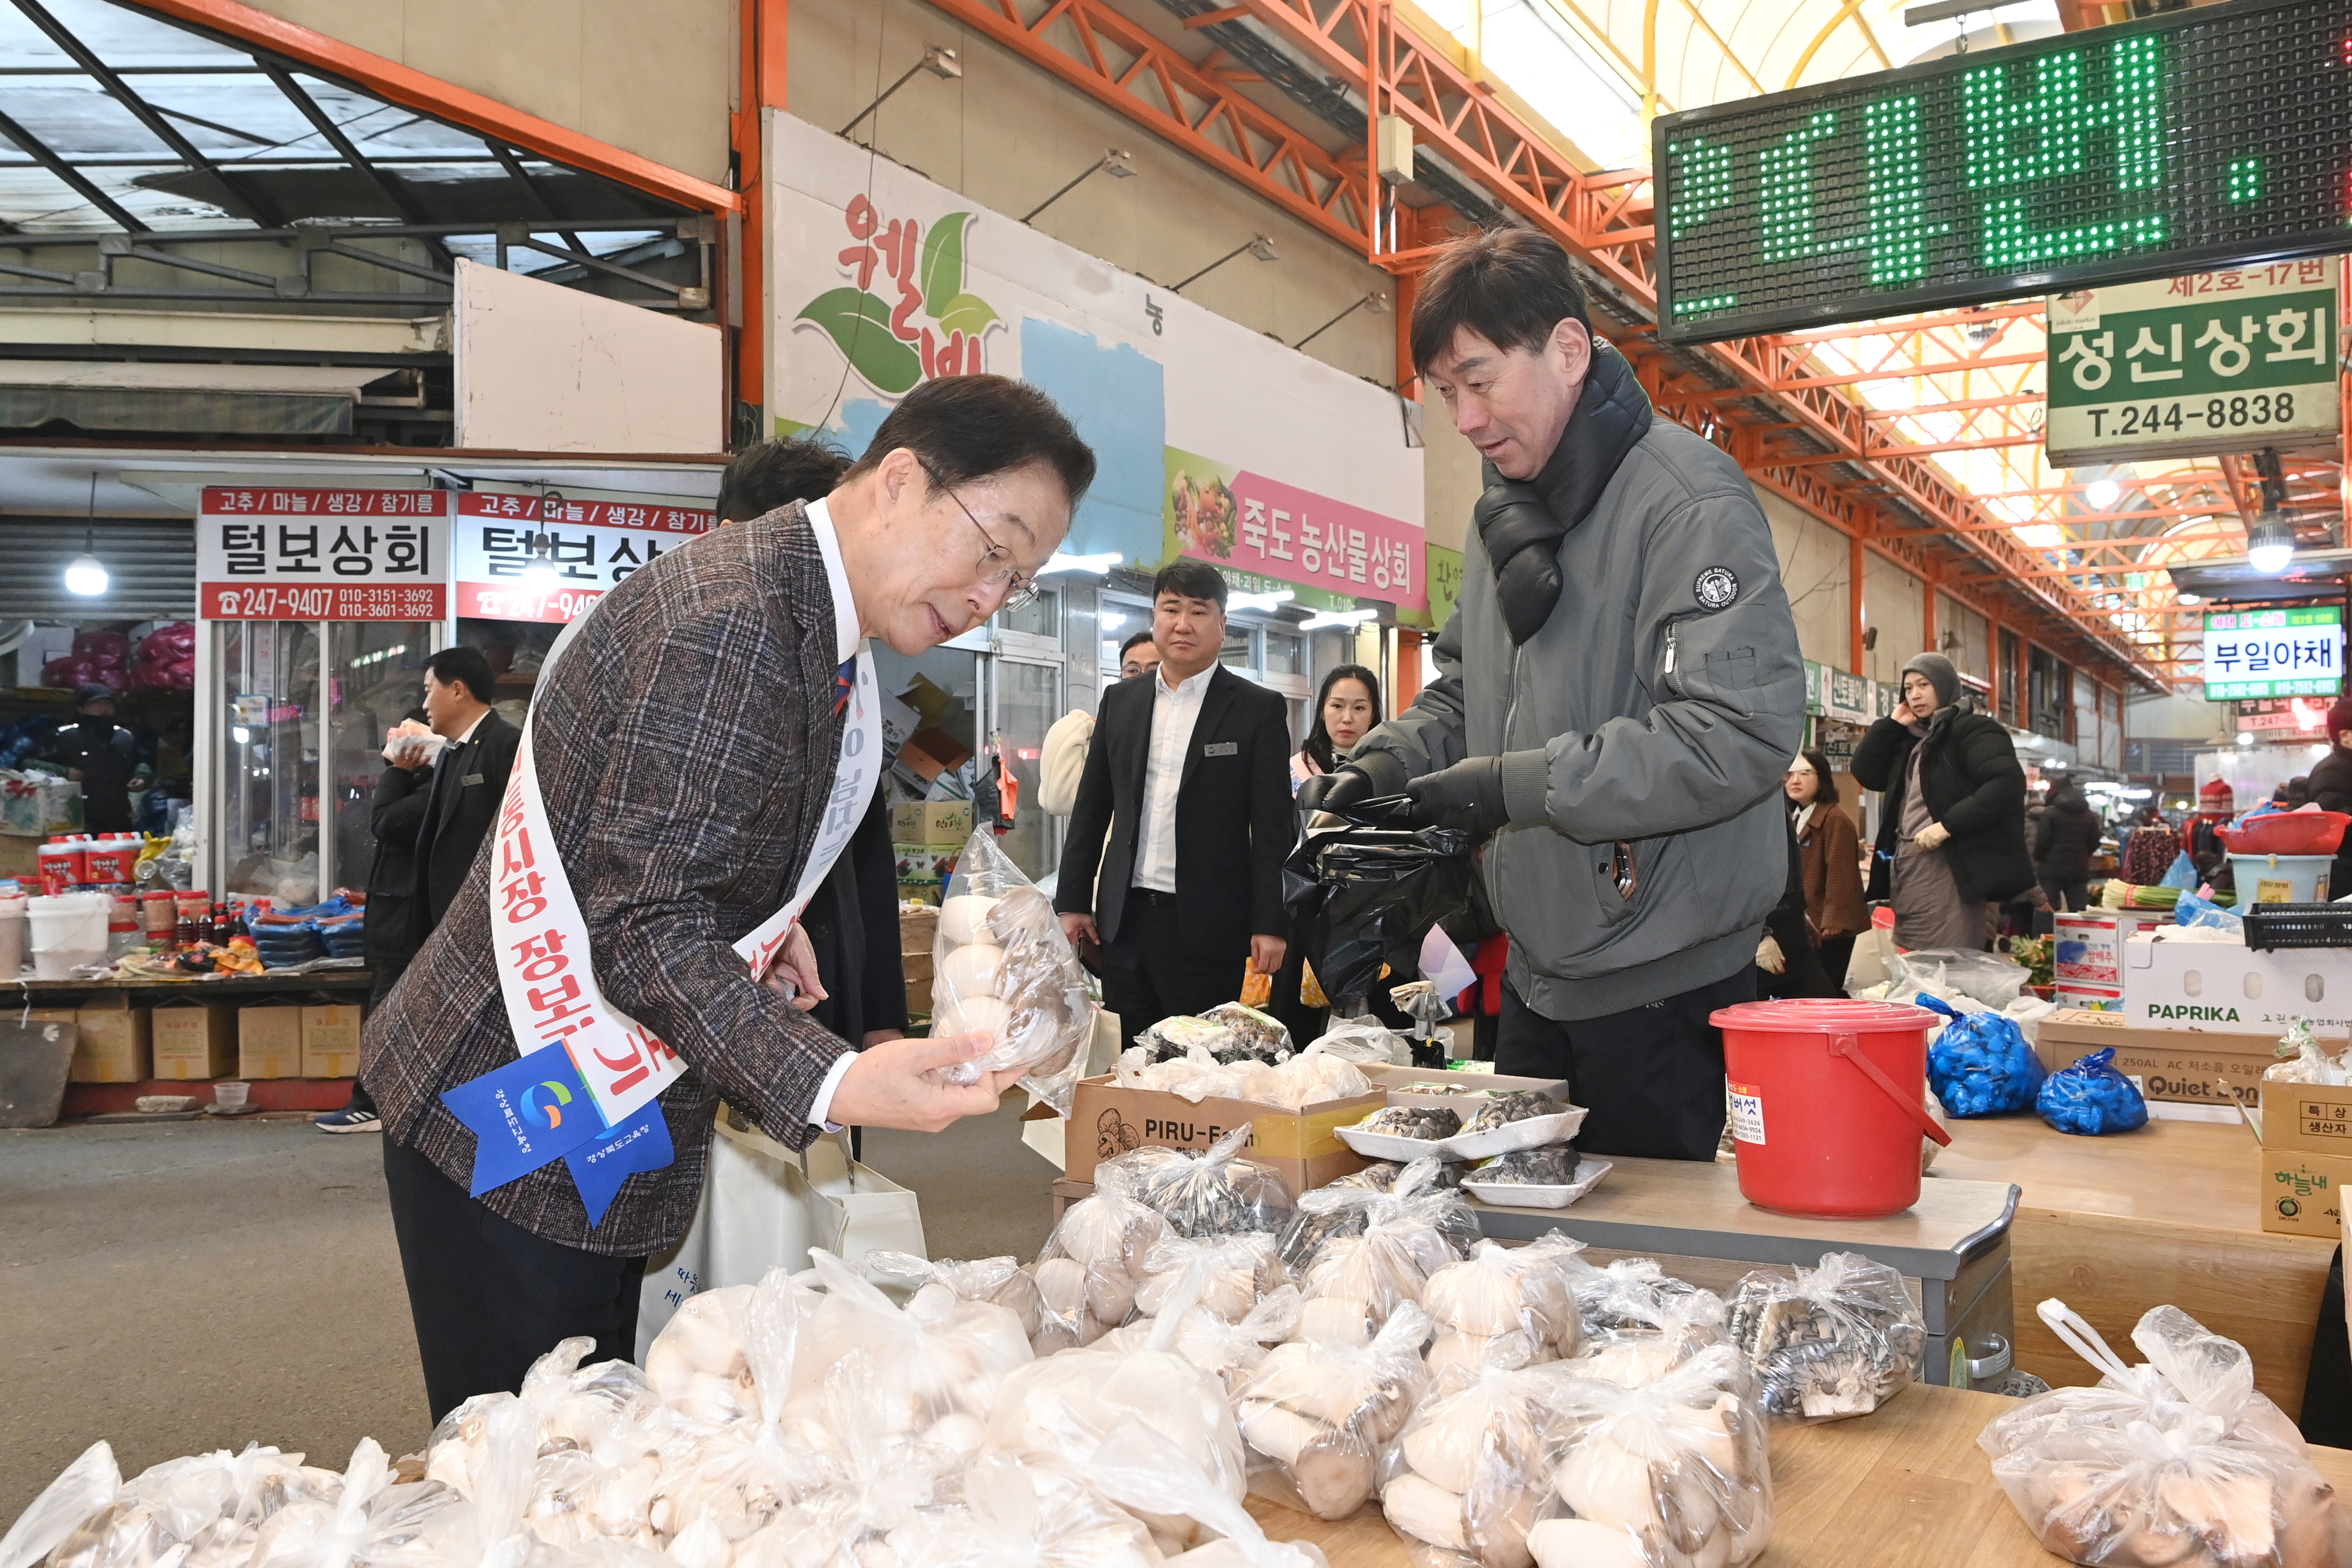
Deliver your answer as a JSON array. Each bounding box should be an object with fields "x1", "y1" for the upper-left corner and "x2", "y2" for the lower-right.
[
  {"x1": 2037, "y1": 1046, "x2": 2149, "y2": 1135},
  {"x1": 1919, "y1": 994, "x2": 2046, "y2": 1116},
  {"x1": 2174, "y1": 892, "x2": 2244, "y2": 935},
  {"x1": 2159, "y1": 851, "x2": 2199, "y2": 891}
]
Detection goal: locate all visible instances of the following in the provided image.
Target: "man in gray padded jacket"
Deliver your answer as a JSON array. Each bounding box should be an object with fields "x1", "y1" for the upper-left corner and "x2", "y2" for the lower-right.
[{"x1": 1304, "y1": 227, "x2": 1804, "y2": 1160}]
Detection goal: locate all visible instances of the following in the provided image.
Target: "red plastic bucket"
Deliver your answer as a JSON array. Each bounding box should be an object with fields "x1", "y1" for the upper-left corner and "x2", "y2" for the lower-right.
[{"x1": 1710, "y1": 999, "x2": 1950, "y2": 1219}]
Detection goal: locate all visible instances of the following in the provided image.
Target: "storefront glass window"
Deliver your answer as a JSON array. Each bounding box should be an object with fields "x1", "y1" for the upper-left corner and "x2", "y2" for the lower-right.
[
  {"x1": 217, "y1": 620, "x2": 321, "y2": 906},
  {"x1": 994, "y1": 658, "x2": 1061, "y2": 881},
  {"x1": 327, "y1": 623, "x2": 432, "y2": 898}
]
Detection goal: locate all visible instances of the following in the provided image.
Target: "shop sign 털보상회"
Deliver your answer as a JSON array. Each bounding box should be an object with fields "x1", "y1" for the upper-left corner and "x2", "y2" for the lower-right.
[
  {"x1": 197, "y1": 488, "x2": 446, "y2": 621},
  {"x1": 452, "y1": 494, "x2": 715, "y2": 625}
]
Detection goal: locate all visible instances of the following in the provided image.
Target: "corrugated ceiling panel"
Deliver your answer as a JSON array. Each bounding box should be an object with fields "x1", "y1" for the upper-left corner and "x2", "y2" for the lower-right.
[{"x1": 0, "y1": 518, "x2": 195, "y2": 621}]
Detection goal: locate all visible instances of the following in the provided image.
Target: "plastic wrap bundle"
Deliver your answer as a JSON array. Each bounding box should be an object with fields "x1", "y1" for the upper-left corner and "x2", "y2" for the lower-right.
[
  {"x1": 1112, "y1": 1038, "x2": 1376, "y2": 1109},
  {"x1": 1099, "y1": 1123, "x2": 1295, "y2": 1239},
  {"x1": 2038, "y1": 1048, "x2": 2151, "y2": 1137},
  {"x1": 1281, "y1": 803, "x2": 1476, "y2": 1006},
  {"x1": 1097, "y1": 1286, "x2": 1304, "y2": 1393},
  {"x1": 1384, "y1": 1361, "x2": 1574, "y2": 1568},
  {"x1": 1722, "y1": 1253, "x2": 1925, "y2": 1423},
  {"x1": 1024, "y1": 1170, "x2": 1172, "y2": 1350},
  {"x1": 1129, "y1": 1232, "x2": 1285, "y2": 1322},
  {"x1": 1139, "y1": 1005, "x2": 1296, "y2": 1067},
  {"x1": 43, "y1": 632, "x2": 128, "y2": 695},
  {"x1": 1233, "y1": 1304, "x2": 1434, "y2": 1520},
  {"x1": 1292, "y1": 1160, "x2": 1478, "y2": 1346},
  {"x1": 787, "y1": 1250, "x2": 1032, "y2": 1444},
  {"x1": 0, "y1": 1437, "x2": 465, "y2": 1568},
  {"x1": 1920, "y1": 994, "x2": 2047, "y2": 1116},
  {"x1": 2264, "y1": 1021, "x2": 2349, "y2": 1086},
  {"x1": 1086, "y1": 1419, "x2": 1332, "y2": 1568},
  {"x1": 1422, "y1": 1235, "x2": 1586, "y2": 1376},
  {"x1": 731, "y1": 1347, "x2": 953, "y2": 1564},
  {"x1": 979, "y1": 1267, "x2": 1249, "y2": 1556},
  {"x1": 864, "y1": 1252, "x2": 1049, "y2": 1348},
  {"x1": 1981, "y1": 1300, "x2": 2350, "y2": 1568},
  {"x1": 1279, "y1": 1155, "x2": 1479, "y2": 1275},
  {"x1": 1532, "y1": 1344, "x2": 1772, "y2": 1568},
  {"x1": 890, "y1": 1455, "x2": 1162, "y2": 1568},
  {"x1": 931, "y1": 831, "x2": 1098, "y2": 1115},
  {"x1": 1565, "y1": 1258, "x2": 1728, "y2": 1389},
  {"x1": 129, "y1": 623, "x2": 196, "y2": 695}
]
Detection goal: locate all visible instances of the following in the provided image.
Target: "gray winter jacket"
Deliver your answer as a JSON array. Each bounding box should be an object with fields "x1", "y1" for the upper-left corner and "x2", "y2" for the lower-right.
[{"x1": 1351, "y1": 344, "x2": 1805, "y2": 1020}]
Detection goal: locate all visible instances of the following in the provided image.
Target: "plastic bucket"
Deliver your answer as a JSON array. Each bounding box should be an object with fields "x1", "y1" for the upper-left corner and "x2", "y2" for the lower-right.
[
  {"x1": 28, "y1": 892, "x2": 109, "y2": 979},
  {"x1": 0, "y1": 903, "x2": 25, "y2": 977},
  {"x1": 1711, "y1": 998, "x2": 1949, "y2": 1219},
  {"x1": 2230, "y1": 852, "x2": 2332, "y2": 905},
  {"x1": 84, "y1": 834, "x2": 138, "y2": 884}
]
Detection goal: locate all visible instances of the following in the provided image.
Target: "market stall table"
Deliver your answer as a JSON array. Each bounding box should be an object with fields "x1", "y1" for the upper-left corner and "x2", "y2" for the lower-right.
[
  {"x1": 1469, "y1": 1154, "x2": 2018, "y2": 1389},
  {"x1": 1248, "y1": 1379, "x2": 2352, "y2": 1566},
  {"x1": 1928, "y1": 1112, "x2": 2335, "y2": 1416}
]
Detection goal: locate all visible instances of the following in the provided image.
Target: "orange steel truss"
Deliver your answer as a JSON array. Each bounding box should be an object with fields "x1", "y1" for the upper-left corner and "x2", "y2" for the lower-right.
[{"x1": 923, "y1": 0, "x2": 2185, "y2": 690}]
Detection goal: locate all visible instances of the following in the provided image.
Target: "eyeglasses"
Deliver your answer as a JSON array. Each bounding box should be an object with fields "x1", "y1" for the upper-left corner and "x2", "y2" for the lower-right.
[{"x1": 921, "y1": 460, "x2": 1039, "y2": 612}]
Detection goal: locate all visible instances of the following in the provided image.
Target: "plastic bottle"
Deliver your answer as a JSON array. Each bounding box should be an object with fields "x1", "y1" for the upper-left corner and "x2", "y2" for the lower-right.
[{"x1": 106, "y1": 892, "x2": 141, "y2": 959}]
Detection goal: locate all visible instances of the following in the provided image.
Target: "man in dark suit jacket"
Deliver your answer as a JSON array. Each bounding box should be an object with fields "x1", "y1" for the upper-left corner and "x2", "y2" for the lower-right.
[
  {"x1": 363, "y1": 374, "x2": 1093, "y2": 1420},
  {"x1": 401, "y1": 646, "x2": 522, "y2": 942},
  {"x1": 1056, "y1": 560, "x2": 1295, "y2": 1049}
]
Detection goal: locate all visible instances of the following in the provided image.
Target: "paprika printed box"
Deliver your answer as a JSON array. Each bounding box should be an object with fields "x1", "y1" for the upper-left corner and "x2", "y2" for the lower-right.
[{"x1": 2121, "y1": 933, "x2": 2352, "y2": 1034}]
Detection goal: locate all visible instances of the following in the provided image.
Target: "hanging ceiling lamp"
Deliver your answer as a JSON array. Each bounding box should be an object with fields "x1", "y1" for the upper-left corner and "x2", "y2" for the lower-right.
[{"x1": 64, "y1": 472, "x2": 106, "y2": 596}]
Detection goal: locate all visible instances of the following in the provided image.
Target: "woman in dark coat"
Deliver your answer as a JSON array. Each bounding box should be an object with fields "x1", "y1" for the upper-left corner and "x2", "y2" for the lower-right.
[
  {"x1": 2034, "y1": 783, "x2": 2102, "y2": 913},
  {"x1": 1851, "y1": 653, "x2": 2034, "y2": 951}
]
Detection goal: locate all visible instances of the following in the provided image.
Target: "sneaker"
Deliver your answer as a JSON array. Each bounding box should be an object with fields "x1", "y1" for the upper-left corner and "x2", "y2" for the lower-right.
[{"x1": 315, "y1": 1105, "x2": 380, "y2": 1134}]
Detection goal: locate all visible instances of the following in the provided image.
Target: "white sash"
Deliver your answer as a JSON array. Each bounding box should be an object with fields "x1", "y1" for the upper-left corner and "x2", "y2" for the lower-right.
[{"x1": 487, "y1": 646, "x2": 883, "y2": 1127}]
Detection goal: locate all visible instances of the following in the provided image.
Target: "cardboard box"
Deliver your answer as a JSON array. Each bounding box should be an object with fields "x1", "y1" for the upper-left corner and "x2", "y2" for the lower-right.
[
  {"x1": 2054, "y1": 911, "x2": 2171, "y2": 988},
  {"x1": 70, "y1": 992, "x2": 149, "y2": 1083},
  {"x1": 899, "y1": 905, "x2": 938, "y2": 955},
  {"x1": 2035, "y1": 1009, "x2": 2309, "y2": 1108},
  {"x1": 906, "y1": 976, "x2": 932, "y2": 1016},
  {"x1": 1065, "y1": 1074, "x2": 1386, "y2": 1193},
  {"x1": 894, "y1": 844, "x2": 954, "y2": 888},
  {"x1": 151, "y1": 1003, "x2": 235, "y2": 1080},
  {"x1": 301, "y1": 1003, "x2": 363, "y2": 1078},
  {"x1": 2258, "y1": 1080, "x2": 2352, "y2": 1154},
  {"x1": 2123, "y1": 934, "x2": 2352, "y2": 1034},
  {"x1": 2260, "y1": 1147, "x2": 2352, "y2": 1238},
  {"x1": 890, "y1": 800, "x2": 975, "y2": 846},
  {"x1": 2054, "y1": 983, "x2": 2125, "y2": 1012},
  {"x1": 238, "y1": 1006, "x2": 304, "y2": 1079}
]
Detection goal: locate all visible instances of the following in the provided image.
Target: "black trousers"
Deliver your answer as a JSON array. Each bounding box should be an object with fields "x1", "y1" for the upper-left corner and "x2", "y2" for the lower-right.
[
  {"x1": 2040, "y1": 877, "x2": 2090, "y2": 914},
  {"x1": 1494, "y1": 969, "x2": 1755, "y2": 1161},
  {"x1": 1102, "y1": 889, "x2": 1246, "y2": 1051},
  {"x1": 381, "y1": 1136, "x2": 647, "y2": 1423}
]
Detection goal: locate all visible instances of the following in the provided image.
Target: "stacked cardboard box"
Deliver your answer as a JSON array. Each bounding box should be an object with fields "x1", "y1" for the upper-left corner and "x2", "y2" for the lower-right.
[
  {"x1": 238, "y1": 1006, "x2": 305, "y2": 1079},
  {"x1": 152, "y1": 1003, "x2": 236, "y2": 1080},
  {"x1": 67, "y1": 992, "x2": 147, "y2": 1083},
  {"x1": 901, "y1": 904, "x2": 938, "y2": 1018},
  {"x1": 2258, "y1": 1081, "x2": 2352, "y2": 1237}
]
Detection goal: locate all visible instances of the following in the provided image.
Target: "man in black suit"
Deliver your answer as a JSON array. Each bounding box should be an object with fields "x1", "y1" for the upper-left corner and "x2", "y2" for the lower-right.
[
  {"x1": 1056, "y1": 560, "x2": 1295, "y2": 1048},
  {"x1": 404, "y1": 646, "x2": 522, "y2": 939}
]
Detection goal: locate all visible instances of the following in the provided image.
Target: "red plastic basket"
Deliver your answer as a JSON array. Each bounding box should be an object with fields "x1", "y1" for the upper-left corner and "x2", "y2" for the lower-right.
[{"x1": 2216, "y1": 810, "x2": 2351, "y2": 857}]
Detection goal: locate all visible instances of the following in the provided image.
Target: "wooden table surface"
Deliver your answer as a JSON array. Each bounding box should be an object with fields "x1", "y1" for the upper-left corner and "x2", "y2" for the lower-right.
[
  {"x1": 1249, "y1": 1380, "x2": 2352, "y2": 1566},
  {"x1": 1927, "y1": 1113, "x2": 2336, "y2": 1415}
]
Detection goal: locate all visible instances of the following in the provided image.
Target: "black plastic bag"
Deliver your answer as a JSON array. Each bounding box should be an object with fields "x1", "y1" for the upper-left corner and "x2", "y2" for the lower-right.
[{"x1": 1282, "y1": 797, "x2": 1474, "y2": 1006}]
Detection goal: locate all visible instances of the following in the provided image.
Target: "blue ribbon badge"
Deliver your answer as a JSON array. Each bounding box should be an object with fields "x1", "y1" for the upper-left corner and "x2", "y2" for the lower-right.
[{"x1": 440, "y1": 1038, "x2": 674, "y2": 1226}]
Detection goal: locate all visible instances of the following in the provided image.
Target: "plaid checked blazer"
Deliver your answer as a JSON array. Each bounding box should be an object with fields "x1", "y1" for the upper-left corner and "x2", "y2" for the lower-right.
[{"x1": 363, "y1": 501, "x2": 856, "y2": 1257}]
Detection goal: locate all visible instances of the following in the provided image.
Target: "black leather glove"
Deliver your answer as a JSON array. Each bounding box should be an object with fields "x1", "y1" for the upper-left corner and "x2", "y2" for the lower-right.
[
  {"x1": 1406, "y1": 756, "x2": 1511, "y2": 835},
  {"x1": 1298, "y1": 765, "x2": 1376, "y2": 816}
]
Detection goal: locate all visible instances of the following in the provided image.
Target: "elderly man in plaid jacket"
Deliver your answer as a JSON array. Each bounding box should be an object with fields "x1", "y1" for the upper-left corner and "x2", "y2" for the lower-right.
[{"x1": 363, "y1": 375, "x2": 1095, "y2": 1419}]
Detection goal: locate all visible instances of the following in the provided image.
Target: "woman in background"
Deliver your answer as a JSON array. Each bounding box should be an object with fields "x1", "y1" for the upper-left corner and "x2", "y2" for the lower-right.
[
  {"x1": 1291, "y1": 664, "x2": 1381, "y2": 791},
  {"x1": 1785, "y1": 750, "x2": 1867, "y2": 989}
]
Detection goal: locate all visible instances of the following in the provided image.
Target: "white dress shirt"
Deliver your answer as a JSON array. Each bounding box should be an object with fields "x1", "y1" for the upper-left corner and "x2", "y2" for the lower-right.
[
  {"x1": 1134, "y1": 662, "x2": 1215, "y2": 894},
  {"x1": 798, "y1": 497, "x2": 866, "y2": 1132}
]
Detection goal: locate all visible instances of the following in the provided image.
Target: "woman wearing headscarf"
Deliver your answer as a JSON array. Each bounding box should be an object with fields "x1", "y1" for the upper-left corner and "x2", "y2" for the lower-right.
[
  {"x1": 1784, "y1": 749, "x2": 1867, "y2": 986},
  {"x1": 1851, "y1": 652, "x2": 2034, "y2": 951}
]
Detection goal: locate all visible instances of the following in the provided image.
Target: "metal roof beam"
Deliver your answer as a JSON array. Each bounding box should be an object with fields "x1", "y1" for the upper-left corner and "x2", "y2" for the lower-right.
[
  {"x1": 0, "y1": 104, "x2": 149, "y2": 231},
  {"x1": 254, "y1": 58, "x2": 425, "y2": 223},
  {"x1": 7, "y1": 0, "x2": 288, "y2": 227}
]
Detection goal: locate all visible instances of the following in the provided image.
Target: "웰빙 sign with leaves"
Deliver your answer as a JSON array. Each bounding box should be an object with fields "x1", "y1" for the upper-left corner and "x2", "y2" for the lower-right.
[{"x1": 764, "y1": 109, "x2": 1425, "y2": 610}]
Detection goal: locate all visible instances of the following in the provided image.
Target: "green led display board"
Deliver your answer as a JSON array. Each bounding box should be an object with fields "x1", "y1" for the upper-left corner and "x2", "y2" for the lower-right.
[{"x1": 1655, "y1": 0, "x2": 2352, "y2": 344}]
